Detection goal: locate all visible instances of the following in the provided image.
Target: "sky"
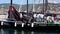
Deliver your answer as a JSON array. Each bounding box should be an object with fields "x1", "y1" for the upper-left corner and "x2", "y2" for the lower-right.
[{"x1": 0, "y1": 0, "x2": 60, "y2": 4}]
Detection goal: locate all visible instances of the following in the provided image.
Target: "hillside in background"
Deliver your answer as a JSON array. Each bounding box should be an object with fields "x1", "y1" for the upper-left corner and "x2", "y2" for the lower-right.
[{"x1": 0, "y1": 3, "x2": 60, "y2": 14}]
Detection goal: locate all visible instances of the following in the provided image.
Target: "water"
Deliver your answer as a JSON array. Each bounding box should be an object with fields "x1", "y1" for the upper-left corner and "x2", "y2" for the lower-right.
[{"x1": 0, "y1": 27, "x2": 59, "y2": 34}]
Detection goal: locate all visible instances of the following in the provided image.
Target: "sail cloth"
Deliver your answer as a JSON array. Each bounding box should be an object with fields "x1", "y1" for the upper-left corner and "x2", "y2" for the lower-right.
[
  {"x1": 8, "y1": 6, "x2": 20, "y2": 21},
  {"x1": 8, "y1": 6, "x2": 34, "y2": 23}
]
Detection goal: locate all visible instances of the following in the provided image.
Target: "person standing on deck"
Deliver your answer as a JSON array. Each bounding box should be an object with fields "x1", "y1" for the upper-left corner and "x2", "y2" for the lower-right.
[{"x1": 47, "y1": 16, "x2": 53, "y2": 24}]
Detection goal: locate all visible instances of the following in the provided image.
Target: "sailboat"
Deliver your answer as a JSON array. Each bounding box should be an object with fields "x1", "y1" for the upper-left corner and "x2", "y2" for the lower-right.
[{"x1": 0, "y1": 0, "x2": 22, "y2": 27}]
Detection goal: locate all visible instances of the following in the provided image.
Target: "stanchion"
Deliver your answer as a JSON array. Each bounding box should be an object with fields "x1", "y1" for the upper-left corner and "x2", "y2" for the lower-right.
[
  {"x1": 22, "y1": 23, "x2": 24, "y2": 27},
  {"x1": 1, "y1": 21, "x2": 3, "y2": 26},
  {"x1": 14, "y1": 21, "x2": 17, "y2": 27},
  {"x1": 31, "y1": 23, "x2": 34, "y2": 27}
]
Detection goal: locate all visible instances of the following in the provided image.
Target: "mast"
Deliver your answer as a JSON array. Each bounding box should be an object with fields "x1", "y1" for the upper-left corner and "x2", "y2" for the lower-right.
[
  {"x1": 33, "y1": 0, "x2": 35, "y2": 12},
  {"x1": 8, "y1": 0, "x2": 13, "y2": 19},
  {"x1": 1, "y1": 5, "x2": 4, "y2": 15},
  {"x1": 27, "y1": 0, "x2": 28, "y2": 13},
  {"x1": 45, "y1": 0, "x2": 48, "y2": 12},
  {"x1": 27, "y1": 0, "x2": 28, "y2": 23},
  {"x1": 19, "y1": 0, "x2": 23, "y2": 12},
  {"x1": 38, "y1": 0, "x2": 41, "y2": 12},
  {"x1": 26, "y1": 0, "x2": 28, "y2": 20},
  {"x1": 43, "y1": 0, "x2": 48, "y2": 13},
  {"x1": 11, "y1": 0, "x2": 12, "y2": 6},
  {"x1": 43, "y1": 0, "x2": 44, "y2": 12}
]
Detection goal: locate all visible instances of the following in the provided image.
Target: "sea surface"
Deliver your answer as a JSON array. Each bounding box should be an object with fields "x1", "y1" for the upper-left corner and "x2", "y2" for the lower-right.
[{"x1": 0, "y1": 27, "x2": 59, "y2": 34}]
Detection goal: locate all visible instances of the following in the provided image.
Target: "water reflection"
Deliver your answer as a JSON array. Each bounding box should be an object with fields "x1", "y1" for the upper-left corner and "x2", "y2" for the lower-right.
[
  {"x1": 14, "y1": 30, "x2": 17, "y2": 34},
  {"x1": 1, "y1": 29, "x2": 4, "y2": 34},
  {"x1": 31, "y1": 31, "x2": 34, "y2": 34},
  {"x1": 0, "y1": 28, "x2": 58, "y2": 34},
  {"x1": 21, "y1": 31, "x2": 24, "y2": 34}
]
